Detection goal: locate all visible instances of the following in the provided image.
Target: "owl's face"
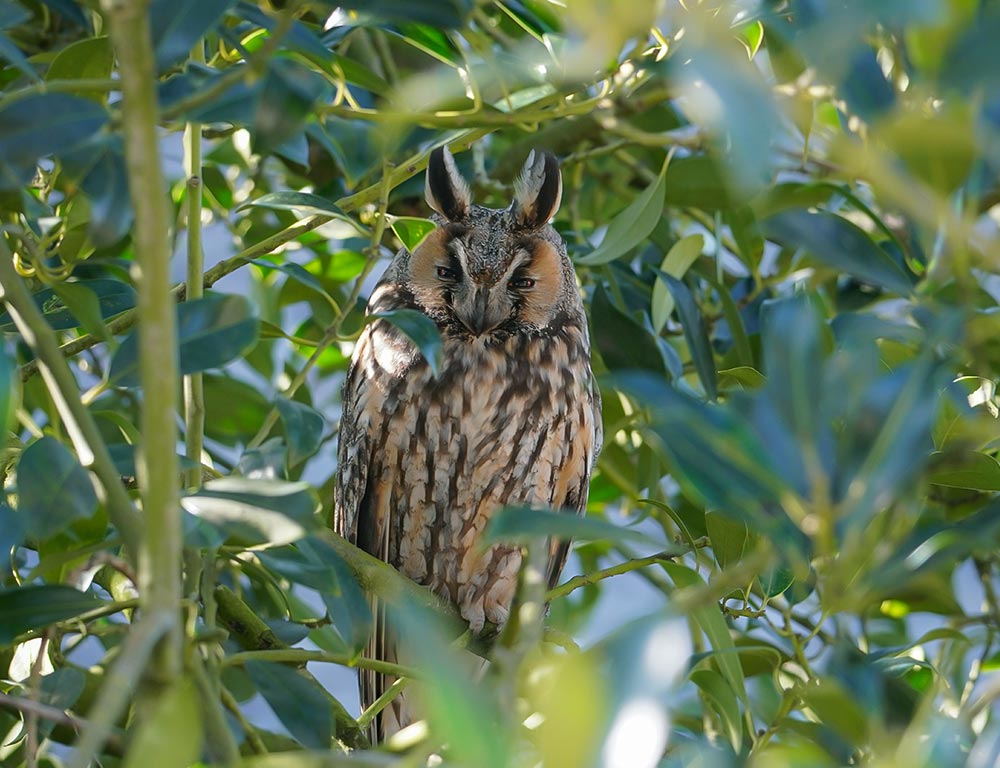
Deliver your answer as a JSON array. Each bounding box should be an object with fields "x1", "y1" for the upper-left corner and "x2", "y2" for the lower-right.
[{"x1": 406, "y1": 147, "x2": 576, "y2": 338}]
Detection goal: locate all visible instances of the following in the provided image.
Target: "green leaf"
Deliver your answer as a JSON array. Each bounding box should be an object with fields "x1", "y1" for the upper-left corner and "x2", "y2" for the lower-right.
[
  {"x1": 591, "y1": 284, "x2": 672, "y2": 376},
  {"x1": 109, "y1": 293, "x2": 259, "y2": 387},
  {"x1": 661, "y1": 273, "x2": 718, "y2": 400},
  {"x1": 250, "y1": 258, "x2": 331, "y2": 302},
  {"x1": 0, "y1": 278, "x2": 135, "y2": 332},
  {"x1": 0, "y1": 31, "x2": 39, "y2": 83},
  {"x1": 705, "y1": 511, "x2": 751, "y2": 569},
  {"x1": 275, "y1": 397, "x2": 325, "y2": 467},
  {"x1": 725, "y1": 206, "x2": 764, "y2": 272},
  {"x1": 51, "y1": 281, "x2": 112, "y2": 341},
  {"x1": 46, "y1": 36, "x2": 113, "y2": 96},
  {"x1": 758, "y1": 566, "x2": 794, "y2": 599},
  {"x1": 929, "y1": 451, "x2": 1000, "y2": 491},
  {"x1": 123, "y1": 677, "x2": 203, "y2": 768},
  {"x1": 244, "y1": 661, "x2": 332, "y2": 750},
  {"x1": 718, "y1": 366, "x2": 766, "y2": 390},
  {"x1": 203, "y1": 373, "x2": 272, "y2": 443},
  {"x1": 0, "y1": 94, "x2": 108, "y2": 187},
  {"x1": 240, "y1": 191, "x2": 361, "y2": 231},
  {"x1": 761, "y1": 210, "x2": 914, "y2": 295},
  {"x1": 0, "y1": 341, "x2": 14, "y2": 433},
  {"x1": 15, "y1": 436, "x2": 98, "y2": 540},
  {"x1": 484, "y1": 507, "x2": 662, "y2": 548},
  {"x1": 651, "y1": 234, "x2": 704, "y2": 334},
  {"x1": 181, "y1": 478, "x2": 319, "y2": 548},
  {"x1": 690, "y1": 667, "x2": 743, "y2": 752},
  {"x1": 371, "y1": 309, "x2": 444, "y2": 378},
  {"x1": 576, "y1": 156, "x2": 669, "y2": 265},
  {"x1": 0, "y1": 585, "x2": 104, "y2": 645},
  {"x1": 252, "y1": 58, "x2": 331, "y2": 155},
  {"x1": 389, "y1": 216, "x2": 436, "y2": 251},
  {"x1": 392, "y1": 602, "x2": 507, "y2": 768},
  {"x1": 662, "y1": 563, "x2": 748, "y2": 709},
  {"x1": 298, "y1": 536, "x2": 373, "y2": 655},
  {"x1": 322, "y1": 0, "x2": 473, "y2": 27},
  {"x1": 150, "y1": 0, "x2": 236, "y2": 71}
]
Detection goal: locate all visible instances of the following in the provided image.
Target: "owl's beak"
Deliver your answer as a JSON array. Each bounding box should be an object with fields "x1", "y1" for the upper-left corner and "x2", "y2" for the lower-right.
[{"x1": 461, "y1": 286, "x2": 505, "y2": 336}]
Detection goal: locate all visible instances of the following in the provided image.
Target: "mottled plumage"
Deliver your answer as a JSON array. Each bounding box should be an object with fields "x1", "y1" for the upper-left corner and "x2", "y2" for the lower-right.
[{"x1": 334, "y1": 147, "x2": 602, "y2": 743}]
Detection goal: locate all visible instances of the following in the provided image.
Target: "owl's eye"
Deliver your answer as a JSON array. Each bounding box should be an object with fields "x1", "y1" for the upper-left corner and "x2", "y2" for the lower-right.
[
  {"x1": 436, "y1": 265, "x2": 459, "y2": 281},
  {"x1": 508, "y1": 277, "x2": 536, "y2": 290}
]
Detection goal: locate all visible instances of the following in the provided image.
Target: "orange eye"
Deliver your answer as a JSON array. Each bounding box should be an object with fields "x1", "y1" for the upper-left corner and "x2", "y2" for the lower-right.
[{"x1": 509, "y1": 277, "x2": 536, "y2": 290}]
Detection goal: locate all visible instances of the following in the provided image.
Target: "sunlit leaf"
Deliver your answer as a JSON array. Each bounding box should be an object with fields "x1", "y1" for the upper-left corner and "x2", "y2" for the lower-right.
[
  {"x1": 46, "y1": 36, "x2": 113, "y2": 97},
  {"x1": 651, "y1": 234, "x2": 703, "y2": 334},
  {"x1": 181, "y1": 478, "x2": 319, "y2": 548},
  {"x1": 388, "y1": 216, "x2": 436, "y2": 251}
]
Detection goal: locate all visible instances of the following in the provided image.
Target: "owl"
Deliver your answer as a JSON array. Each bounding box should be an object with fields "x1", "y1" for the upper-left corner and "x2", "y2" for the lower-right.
[{"x1": 334, "y1": 146, "x2": 602, "y2": 743}]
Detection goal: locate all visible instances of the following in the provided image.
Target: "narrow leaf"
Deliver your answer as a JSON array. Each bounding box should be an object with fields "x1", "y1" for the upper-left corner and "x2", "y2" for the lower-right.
[
  {"x1": 576, "y1": 157, "x2": 669, "y2": 265},
  {"x1": 651, "y1": 234, "x2": 704, "y2": 333},
  {"x1": 661, "y1": 273, "x2": 718, "y2": 400}
]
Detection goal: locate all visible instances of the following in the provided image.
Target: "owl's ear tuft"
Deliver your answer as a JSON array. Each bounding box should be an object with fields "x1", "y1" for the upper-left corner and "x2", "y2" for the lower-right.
[
  {"x1": 512, "y1": 149, "x2": 562, "y2": 229},
  {"x1": 425, "y1": 145, "x2": 471, "y2": 221}
]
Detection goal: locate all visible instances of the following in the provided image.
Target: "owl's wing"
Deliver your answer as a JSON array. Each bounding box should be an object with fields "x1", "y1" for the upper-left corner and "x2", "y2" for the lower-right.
[
  {"x1": 335, "y1": 262, "x2": 426, "y2": 744},
  {"x1": 545, "y1": 372, "x2": 603, "y2": 589}
]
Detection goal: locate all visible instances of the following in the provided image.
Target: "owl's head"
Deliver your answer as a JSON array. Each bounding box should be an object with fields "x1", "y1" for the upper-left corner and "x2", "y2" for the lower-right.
[{"x1": 406, "y1": 146, "x2": 581, "y2": 337}]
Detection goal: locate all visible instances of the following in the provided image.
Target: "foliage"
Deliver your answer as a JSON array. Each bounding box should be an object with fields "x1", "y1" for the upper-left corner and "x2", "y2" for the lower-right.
[{"x1": 1, "y1": 0, "x2": 1000, "y2": 765}]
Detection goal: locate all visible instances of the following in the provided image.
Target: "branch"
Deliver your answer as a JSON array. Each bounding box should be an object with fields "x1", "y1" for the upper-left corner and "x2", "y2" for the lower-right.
[
  {"x1": 0, "y1": 241, "x2": 143, "y2": 556},
  {"x1": 546, "y1": 551, "x2": 682, "y2": 602},
  {"x1": 213, "y1": 584, "x2": 369, "y2": 750},
  {"x1": 102, "y1": 0, "x2": 183, "y2": 687},
  {"x1": 222, "y1": 649, "x2": 417, "y2": 680}
]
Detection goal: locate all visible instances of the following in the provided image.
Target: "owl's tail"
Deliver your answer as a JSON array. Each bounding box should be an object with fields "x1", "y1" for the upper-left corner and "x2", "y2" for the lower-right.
[{"x1": 360, "y1": 600, "x2": 413, "y2": 744}]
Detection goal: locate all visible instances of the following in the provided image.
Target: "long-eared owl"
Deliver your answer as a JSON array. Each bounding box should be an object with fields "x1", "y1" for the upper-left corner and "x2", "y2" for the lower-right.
[{"x1": 334, "y1": 146, "x2": 602, "y2": 743}]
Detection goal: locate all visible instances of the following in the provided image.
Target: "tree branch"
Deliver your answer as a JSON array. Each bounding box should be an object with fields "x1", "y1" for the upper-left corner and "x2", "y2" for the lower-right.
[{"x1": 102, "y1": 0, "x2": 183, "y2": 690}]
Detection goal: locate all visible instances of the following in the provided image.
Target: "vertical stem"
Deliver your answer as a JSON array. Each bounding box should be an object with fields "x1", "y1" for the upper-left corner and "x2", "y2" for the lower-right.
[
  {"x1": 183, "y1": 40, "x2": 206, "y2": 490},
  {"x1": 101, "y1": 0, "x2": 182, "y2": 685}
]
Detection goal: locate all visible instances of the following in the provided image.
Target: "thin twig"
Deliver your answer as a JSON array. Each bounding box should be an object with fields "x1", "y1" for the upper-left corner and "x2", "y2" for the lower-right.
[
  {"x1": 0, "y1": 693, "x2": 126, "y2": 754},
  {"x1": 222, "y1": 649, "x2": 417, "y2": 680}
]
